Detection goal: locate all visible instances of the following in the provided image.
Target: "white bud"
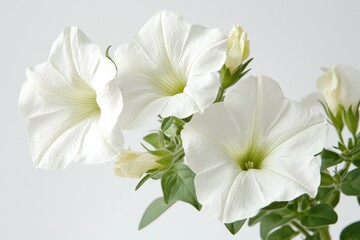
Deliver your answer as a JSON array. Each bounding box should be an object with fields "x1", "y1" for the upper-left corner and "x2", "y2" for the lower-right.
[
  {"x1": 114, "y1": 150, "x2": 161, "y2": 178},
  {"x1": 224, "y1": 24, "x2": 250, "y2": 73},
  {"x1": 317, "y1": 64, "x2": 360, "y2": 115}
]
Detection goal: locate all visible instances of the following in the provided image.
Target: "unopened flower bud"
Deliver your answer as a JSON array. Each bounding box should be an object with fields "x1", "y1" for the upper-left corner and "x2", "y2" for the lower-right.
[
  {"x1": 114, "y1": 150, "x2": 161, "y2": 178},
  {"x1": 224, "y1": 24, "x2": 250, "y2": 73}
]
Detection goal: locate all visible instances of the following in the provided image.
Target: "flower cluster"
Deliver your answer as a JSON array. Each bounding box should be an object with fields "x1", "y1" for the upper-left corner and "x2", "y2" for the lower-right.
[{"x1": 19, "y1": 10, "x2": 360, "y2": 240}]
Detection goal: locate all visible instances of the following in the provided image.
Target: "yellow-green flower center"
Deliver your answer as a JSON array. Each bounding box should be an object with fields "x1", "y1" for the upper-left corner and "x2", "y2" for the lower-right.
[{"x1": 234, "y1": 144, "x2": 268, "y2": 171}]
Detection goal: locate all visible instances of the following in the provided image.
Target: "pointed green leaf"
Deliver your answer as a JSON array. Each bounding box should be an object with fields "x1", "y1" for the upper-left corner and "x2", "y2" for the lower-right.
[
  {"x1": 260, "y1": 213, "x2": 296, "y2": 239},
  {"x1": 316, "y1": 187, "x2": 340, "y2": 207},
  {"x1": 321, "y1": 149, "x2": 342, "y2": 170},
  {"x1": 301, "y1": 203, "x2": 338, "y2": 227},
  {"x1": 262, "y1": 201, "x2": 288, "y2": 210},
  {"x1": 161, "y1": 117, "x2": 174, "y2": 131},
  {"x1": 320, "y1": 172, "x2": 334, "y2": 186},
  {"x1": 139, "y1": 197, "x2": 175, "y2": 230},
  {"x1": 224, "y1": 219, "x2": 246, "y2": 235},
  {"x1": 341, "y1": 168, "x2": 360, "y2": 196},
  {"x1": 267, "y1": 225, "x2": 298, "y2": 240},
  {"x1": 340, "y1": 221, "x2": 360, "y2": 240},
  {"x1": 161, "y1": 163, "x2": 201, "y2": 210},
  {"x1": 143, "y1": 133, "x2": 161, "y2": 149},
  {"x1": 248, "y1": 210, "x2": 268, "y2": 226}
]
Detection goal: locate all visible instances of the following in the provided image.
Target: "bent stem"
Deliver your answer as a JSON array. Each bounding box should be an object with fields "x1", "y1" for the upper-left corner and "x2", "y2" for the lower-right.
[
  {"x1": 318, "y1": 226, "x2": 331, "y2": 240},
  {"x1": 291, "y1": 221, "x2": 310, "y2": 238}
]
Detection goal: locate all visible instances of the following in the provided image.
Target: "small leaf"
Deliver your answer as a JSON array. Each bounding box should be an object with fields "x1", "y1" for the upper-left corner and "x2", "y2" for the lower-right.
[
  {"x1": 248, "y1": 210, "x2": 268, "y2": 226},
  {"x1": 301, "y1": 203, "x2": 338, "y2": 227},
  {"x1": 161, "y1": 163, "x2": 201, "y2": 210},
  {"x1": 135, "y1": 174, "x2": 153, "y2": 190},
  {"x1": 143, "y1": 133, "x2": 161, "y2": 149},
  {"x1": 340, "y1": 221, "x2": 360, "y2": 240},
  {"x1": 321, "y1": 149, "x2": 342, "y2": 170},
  {"x1": 260, "y1": 213, "x2": 296, "y2": 239},
  {"x1": 320, "y1": 172, "x2": 334, "y2": 186},
  {"x1": 341, "y1": 168, "x2": 360, "y2": 196},
  {"x1": 262, "y1": 201, "x2": 288, "y2": 210},
  {"x1": 139, "y1": 197, "x2": 175, "y2": 230},
  {"x1": 316, "y1": 187, "x2": 341, "y2": 207},
  {"x1": 351, "y1": 151, "x2": 360, "y2": 167},
  {"x1": 161, "y1": 117, "x2": 174, "y2": 131},
  {"x1": 267, "y1": 225, "x2": 298, "y2": 240},
  {"x1": 224, "y1": 219, "x2": 246, "y2": 235}
]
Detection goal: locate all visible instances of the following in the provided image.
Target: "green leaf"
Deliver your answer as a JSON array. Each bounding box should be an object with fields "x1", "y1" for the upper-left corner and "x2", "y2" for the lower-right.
[
  {"x1": 317, "y1": 187, "x2": 341, "y2": 207},
  {"x1": 340, "y1": 221, "x2": 360, "y2": 240},
  {"x1": 135, "y1": 173, "x2": 153, "y2": 190},
  {"x1": 305, "y1": 233, "x2": 321, "y2": 240},
  {"x1": 161, "y1": 163, "x2": 201, "y2": 210},
  {"x1": 351, "y1": 150, "x2": 360, "y2": 167},
  {"x1": 161, "y1": 117, "x2": 174, "y2": 131},
  {"x1": 321, "y1": 149, "x2": 342, "y2": 170},
  {"x1": 260, "y1": 213, "x2": 296, "y2": 239},
  {"x1": 267, "y1": 225, "x2": 298, "y2": 240},
  {"x1": 262, "y1": 201, "x2": 288, "y2": 210},
  {"x1": 224, "y1": 219, "x2": 246, "y2": 235},
  {"x1": 143, "y1": 133, "x2": 161, "y2": 149},
  {"x1": 341, "y1": 168, "x2": 360, "y2": 196},
  {"x1": 248, "y1": 210, "x2": 268, "y2": 226},
  {"x1": 320, "y1": 172, "x2": 334, "y2": 186},
  {"x1": 301, "y1": 203, "x2": 338, "y2": 227},
  {"x1": 139, "y1": 197, "x2": 175, "y2": 230}
]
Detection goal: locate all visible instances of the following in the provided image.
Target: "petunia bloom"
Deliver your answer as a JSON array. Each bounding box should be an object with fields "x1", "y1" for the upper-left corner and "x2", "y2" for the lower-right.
[
  {"x1": 114, "y1": 10, "x2": 228, "y2": 129},
  {"x1": 181, "y1": 76, "x2": 328, "y2": 223},
  {"x1": 19, "y1": 27, "x2": 123, "y2": 169},
  {"x1": 317, "y1": 64, "x2": 360, "y2": 115}
]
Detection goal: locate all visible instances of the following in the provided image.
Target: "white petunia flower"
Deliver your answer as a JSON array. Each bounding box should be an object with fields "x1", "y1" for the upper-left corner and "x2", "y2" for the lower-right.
[
  {"x1": 114, "y1": 10, "x2": 228, "y2": 129},
  {"x1": 19, "y1": 27, "x2": 123, "y2": 169},
  {"x1": 317, "y1": 64, "x2": 360, "y2": 115},
  {"x1": 181, "y1": 76, "x2": 328, "y2": 223}
]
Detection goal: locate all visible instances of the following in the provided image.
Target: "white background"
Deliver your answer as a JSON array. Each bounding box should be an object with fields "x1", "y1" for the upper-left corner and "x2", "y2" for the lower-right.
[{"x1": 1, "y1": 0, "x2": 360, "y2": 239}]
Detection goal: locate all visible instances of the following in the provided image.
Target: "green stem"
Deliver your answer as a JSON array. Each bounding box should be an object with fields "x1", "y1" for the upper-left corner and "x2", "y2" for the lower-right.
[
  {"x1": 337, "y1": 129, "x2": 345, "y2": 145},
  {"x1": 291, "y1": 221, "x2": 310, "y2": 238},
  {"x1": 214, "y1": 86, "x2": 225, "y2": 103},
  {"x1": 318, "y1": 226, "x2": 331, "y2": 240}
]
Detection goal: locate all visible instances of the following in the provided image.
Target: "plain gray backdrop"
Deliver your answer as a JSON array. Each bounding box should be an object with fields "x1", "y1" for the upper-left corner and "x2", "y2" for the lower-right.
[{"x1": 1, "y1": 0, "x2": 360, "y2": 239}]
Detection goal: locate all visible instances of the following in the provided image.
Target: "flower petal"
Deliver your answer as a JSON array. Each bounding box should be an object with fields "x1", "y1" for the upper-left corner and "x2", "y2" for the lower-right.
[
  {"x1": 114, "y1": 11, "x2": 227, "y2": 128},
  {"x1": 19, "y1": 27, "x2": 122, "y2": 169}
]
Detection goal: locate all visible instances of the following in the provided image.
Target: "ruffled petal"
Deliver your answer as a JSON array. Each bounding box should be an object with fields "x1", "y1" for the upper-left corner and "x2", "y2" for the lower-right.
[{"x1": 114, "y1": 11, "x2": 227, "y2": 128}]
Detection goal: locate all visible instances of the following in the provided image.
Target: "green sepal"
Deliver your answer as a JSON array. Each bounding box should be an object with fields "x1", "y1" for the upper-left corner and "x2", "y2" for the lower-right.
[
  {"x1": 342, "y1": 103, "x2": 360, "y2": 136},
  {"x1": 340, "y1": 221, "x2": 360, "y2": 240},
  {"x1": 321, "y1": 149, "x2": 342, "y2": 170},
  {"x1": 341, "y1": 168, "x2": 360, "y2": 196},
  {"x1": 220, "y1": 58, "x2": 253, "y2": 89},
  {"x1": 161, "y1": 163, "x2": 201, "y2": 210},
  {"x1": 267, "y1": 225, "x2": 298, "y2": 240},
  {"x1": 301, "y1": 203, "x2": 338, "y2": 227},
  {"x1": 143, "y1": 132, "x2": 162, "y2": 149},
  {"x1": 138, "y1": 197, "x2": 175, "y2": 230},
  {"x1": 224, "y1": 219, "x2": 246, "y2": 235},
  {"x1": 260, "y1": 212, "x2": 296, "y2": 239}
]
